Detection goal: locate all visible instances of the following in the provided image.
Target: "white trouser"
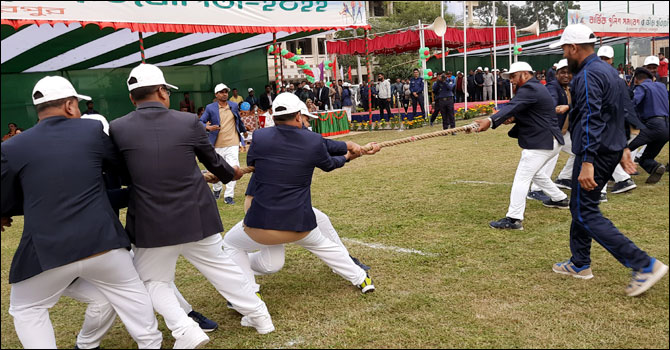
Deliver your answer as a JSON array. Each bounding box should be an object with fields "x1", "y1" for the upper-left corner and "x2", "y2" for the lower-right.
[
  {"x1": 313, "y1": 208, "x2": 348, "y2": 251},
  {"x1": 212, "y1": 145, "x2": 240, "y2": 198},
  {"x1": 133, "y1": 234, "x2": 269, "y2": 340},
  {"x1": 531, "y1": 132, "x2": 575, "y2": 192},
  {"x1": 507, "y1": 139, "x2": 567, "y2": 220},
  {"x1": 555, "y1": 131, "x2": 577, "y2": 181},
  {"x1": 9, "y1": 249, "x2": 162, "y2": 349},
  {"x1": 223, "y1": 221, "x2": 366, "y2": 293},
  {"x1": 343, "y1": 106, "x2": 353, "y2": 121},
  {"x1": 483, "y1": 85, "x2": 493, "y2": 101},
  {"x1": 68, "y1": 277, "x2": 192, "y2": 348}
]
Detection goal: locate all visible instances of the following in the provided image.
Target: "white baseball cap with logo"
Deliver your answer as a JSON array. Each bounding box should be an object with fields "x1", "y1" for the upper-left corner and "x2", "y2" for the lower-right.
[
  {"x1": 597, "y1": 45, "x2": 614, "y2": 58},
  {"x1": 32, "y1": 76, "x2": 91, "y2": 105},
  {"x1": 214, "y1": 83, "x2": 229, "y2": 94},
  {"x1": 549, "y1": 23, "x2": 597, "y2": 49},
  {"x1": 477, "y1": 66, "x2": 482, "y2": 71},
  {"x1": 127, "y1": 63, "x2": 178, "y2": 91},
  {"x1": 248, "y1": 87, "x2": 254, "y2": 92},
  {"x1": 555, "y1": 58, "x2": 569, "y2": 71},
  {"x1": 501, "y1": 62, "x2": 534, "y2": 79},
  {"x1": 644, "y1": 55, "x2": 660, "y2": 66},
  {"x1": 272, "y1": 92, "x2": 303, "y2": 117}
]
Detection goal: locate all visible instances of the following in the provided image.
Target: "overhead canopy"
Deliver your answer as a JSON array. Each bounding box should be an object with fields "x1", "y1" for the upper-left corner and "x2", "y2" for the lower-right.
[
  {"x1": 327, "y1": 27, "x2": 516, "y2": 55},
  {"x1": 1, "y1": 1, "x2": 370, "y2": 34},
  {"x1": 1, "y1": 24, "x2": 327, "y2": 73}
]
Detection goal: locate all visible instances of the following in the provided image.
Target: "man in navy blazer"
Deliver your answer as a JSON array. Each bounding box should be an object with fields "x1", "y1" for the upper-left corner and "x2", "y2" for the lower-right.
[
  {"x1": 200, "y1": 83, "x2": 247, "y2": 204},
  {"x1": 473, "y1": 62, "x2": 569, "y2": 231},
  {"x1": 1, "y1": 76, "x2": 161, "y2": 348}
]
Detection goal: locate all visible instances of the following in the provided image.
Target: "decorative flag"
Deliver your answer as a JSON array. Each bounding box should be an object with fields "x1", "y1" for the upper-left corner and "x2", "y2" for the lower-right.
[
  {"x1": 347, "y1": 66, "x2": 352, "y2": 82},
  {"x1": 318, "y1": 62, "x2": 325, "y2": 81}
]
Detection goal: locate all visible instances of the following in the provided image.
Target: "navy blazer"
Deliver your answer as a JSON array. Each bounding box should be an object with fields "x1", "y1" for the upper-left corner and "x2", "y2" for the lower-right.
[
  {"x1": 1, "y1": 117, "x2": 130, "y2": 283},
  {"x1": 569, "y1": 54, "x2": 627, "y2": 162},
  {"x1": 545, "y1": 79, "x2": 569, "y2": 129},
  {"x1": 490, "y1": 77, "x2": 564, "y2": 150},
  {"x1": 199, "y1": 101, "x2": 246, "y2": 145},
  {"x1": 244, "y1": 124, "x2": 346, "y2": 232},
  {"x1": 110, "y1": 102, "x2": 236, "y2": 248}
]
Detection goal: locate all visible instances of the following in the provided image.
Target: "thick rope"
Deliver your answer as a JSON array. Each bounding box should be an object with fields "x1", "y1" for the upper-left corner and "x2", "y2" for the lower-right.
[{"x1": 237, "y1": 122, "x2": 480, "y2": 174}]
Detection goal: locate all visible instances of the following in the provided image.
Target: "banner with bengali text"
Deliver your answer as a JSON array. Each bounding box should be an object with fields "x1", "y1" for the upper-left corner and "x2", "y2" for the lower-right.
[{"x1": 568, "y1": 10, "x2": 668, "y2": 35}]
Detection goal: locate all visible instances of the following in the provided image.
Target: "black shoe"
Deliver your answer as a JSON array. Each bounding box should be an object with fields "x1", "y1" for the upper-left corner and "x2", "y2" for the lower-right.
[
  {"x1": 527, "y1": 190, "x2": 550, "y2": 202},
  {"x1": 554, "y1": 178, "x2": 572, "y2": 190},
  {"x1": 188, "y1": 310, "x2": 218, "y2": 332},
  {"x1": 599, "y1": 193, "x2": 608, "y2": 203},
  {"x1": 489, "y1": 217, "x2": 523, "y2": 230},
  {"x1": 213, "y1": 189, "x2": 222, "y2": 200},
  {"x1": 350, "y1": 255, "x2": 371, "y2": 271},
  {"x1": 646, "y1": 164, "x2": 666, "y2": 184},
  {"x1": 611, "y1": 178, "x2": 637, "y2": 194},
  {"x1": 224, "y1": 196, "x2": 235, "y2": 205},
  {"x1": 634, "y1": 156, "x2": 640, "y2": 163},
  {"x1": 542, "y1": 197, "x2": 569, "y2": 209}
]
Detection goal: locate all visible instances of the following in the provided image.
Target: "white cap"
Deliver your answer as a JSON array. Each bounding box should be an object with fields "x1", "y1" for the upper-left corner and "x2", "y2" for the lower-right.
[
  {"x1": 597, "y1": 45, "x2": 614, "y2": 58},
  {"x1": 248, "y1": 87, "x2": 254, "y2": 92},
  {"x1": 80, "y1": 114, "x2": 109, "y2": 135},
  {"x1": 214, "y1": 83, "x2": 229, "y2": 94},
  {"x1": 32, "y1": 76, "x2": 91, "y2": 105},
  {"x1": 343, "y1": 82, "x2": 351, "y2": 87},
  {"x1": 477, "y1": 66, "x2": 482, "y2": 70},
  {"x1": 298, "y1": 101, "x2": 318, "y2": 119},
  {"x1": 503, "y1": 68, "x2": 508, "y2": 72},
  {"x1": 272, "y1": 92, "x2": 302, "y2": 116},
  {"x1": 484, "y1": 67, "x2": 489, "y2": 71},
  {"x1": 555, "y1": 58, "x2": 568, "y2": 71},
  {"x1": 127, "y1": 63, "x2": 178, "y2": 91},
  {"x1": 644, "y1": 55, "x2": 660, "y2": 66},
  {"x1": 303, "y1": 85, "x2": 311, "y2": 90},
  {"x1": 549, "y1": 23, "x2": 597, "y2": 48},
  {"x1": 501, "y1": 61, "x2": 534, "y2": 79}
]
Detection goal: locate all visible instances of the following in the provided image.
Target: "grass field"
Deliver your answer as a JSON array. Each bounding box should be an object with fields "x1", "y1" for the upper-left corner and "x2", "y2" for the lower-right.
[{"x1": 2, "y1": 120, "x2": 668, "y2": 348}]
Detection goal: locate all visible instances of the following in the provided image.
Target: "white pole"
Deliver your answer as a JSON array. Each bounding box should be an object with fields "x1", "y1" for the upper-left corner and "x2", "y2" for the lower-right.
[
  {"x1": 464, "y1": 1, "x2": 468, "y2": 111},
  {"x1": 441, "y1": 1, "x2": 446, "y2": 71},
  {"x1": 420, "y1": 20, "x2": 429, "y2": 122},
  {"x1": 508, "y1": 1, "x2": 513, "y2": 99},
  {"x1": 493, "y1": 1, "x2": 498, "y2": 108}
]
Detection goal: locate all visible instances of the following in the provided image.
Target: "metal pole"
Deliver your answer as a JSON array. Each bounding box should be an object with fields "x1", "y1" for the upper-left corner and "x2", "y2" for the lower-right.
[
  {"x1": 627, "y1": 1, "x2": 629, "y2": 13},
  {"x1": 272, "y1": 33, "x2": 280, "y2": 94},
  {"x1": 420, "y1": 20, "x2": 429, "y2": 121},
  {"x1": 464, "y1": 2, "x2": 468, "y2": 111},
  {"x1": 493, "y1": 1, "x2": 498, "y2": 108},
  {"x1": 279, "y1": 42, "x2": 285, "y2": 88},
  {"x1": 441, "y1": 1, "x2": 446, "y2": 71},
  {"x1": 599, "y1": 1, "x2": 601, "y2": 11},
  {"x1": 508, "y1": 1, "x2": 512, "y2": 100},
  {"x1": 365, "y1": 29, "x2": 372, "y2": 126},
  {"x1": 138, "y1": 32, "x2": 146, "y2": 63}
]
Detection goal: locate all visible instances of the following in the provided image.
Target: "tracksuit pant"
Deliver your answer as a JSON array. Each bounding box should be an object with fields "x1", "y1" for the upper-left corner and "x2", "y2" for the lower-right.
[
  {"x1": 569, "y1": 152, "x2": 651, "y2": 269},
  {"x1": 627, "y1": 117, "x2": 669, "y2": 174}
]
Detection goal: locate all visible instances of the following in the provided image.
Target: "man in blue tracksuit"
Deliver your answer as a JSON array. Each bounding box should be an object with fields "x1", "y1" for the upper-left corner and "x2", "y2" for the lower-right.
[
  {"x1": 409, "y1": 68, "x2": 425, "y2": 118},
  {"x1": 431, "y1": 71, "x2": 455, "y2": 129},
  {"x1": 627, "y1": 67, "x2": 669, "y2": 184},
  {"x1": 548, "y1": 24, "x2": 667, "y2": 296}
]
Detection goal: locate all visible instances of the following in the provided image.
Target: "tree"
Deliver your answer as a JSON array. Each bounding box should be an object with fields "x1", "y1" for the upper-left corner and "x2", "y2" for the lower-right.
[
  {"x1": 334, "y1": 1, "x2": 456, "y2": 81},
  {"x1": 474, "y1": 2, "x2": 532, "y2": 29},
  {"x1": 523, "y1": 1, "x2": 557, "y2": 32},
  {"x1": 552, "y1": 1, "x2": 581, "y2": 29}
]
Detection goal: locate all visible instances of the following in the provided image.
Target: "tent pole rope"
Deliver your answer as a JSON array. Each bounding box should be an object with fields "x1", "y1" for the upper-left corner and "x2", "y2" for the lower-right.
[{"x1": 237, "y1": 122, "x2": 480, "y2": 174}]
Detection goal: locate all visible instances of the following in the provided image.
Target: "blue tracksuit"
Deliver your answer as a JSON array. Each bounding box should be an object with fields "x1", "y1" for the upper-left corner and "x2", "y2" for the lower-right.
[
  {"x1": 568, "y1": 53, "x2": 650, "y2": 270},
  {"x1": 626, "y1": 79, "x2": 669, "y2": 174}
]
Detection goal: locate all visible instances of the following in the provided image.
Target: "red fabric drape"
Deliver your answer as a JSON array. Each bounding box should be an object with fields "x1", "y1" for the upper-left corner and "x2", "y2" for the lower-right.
[
  {"x1": 0, "y1": 19, "x2": 370, "y2": 34},
  {"x1": 327, "y1": 27, "x2": 516, "y2": 55}
]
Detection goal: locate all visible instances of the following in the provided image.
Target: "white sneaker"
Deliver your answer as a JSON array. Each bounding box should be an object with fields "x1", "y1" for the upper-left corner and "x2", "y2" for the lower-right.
[
  {"x1": 241, "y1": 313, "x2": 275, "y2": 334},
  {"x1": 173, "y1": 325, "x2": 209, "y2": 349},
  {"x1": 625, "y1": 258, "x2": 669, "y2": 297}
]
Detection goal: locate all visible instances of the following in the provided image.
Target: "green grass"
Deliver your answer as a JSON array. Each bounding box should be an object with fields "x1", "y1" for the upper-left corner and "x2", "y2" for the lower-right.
[{"x1": 2, "y1": 121, "x2": 668, "y2": 348}]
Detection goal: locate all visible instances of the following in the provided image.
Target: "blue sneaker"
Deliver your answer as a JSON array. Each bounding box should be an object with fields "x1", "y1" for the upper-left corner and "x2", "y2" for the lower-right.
[
  {"x1": 552, "y1": 259, "x2": 593, "y2": 279},
  {"x1": 527, "y1": 190, "x2": 550, "y2": 202},
  {"x1": 625, "y1": 258, "x2": 669, "y2": 296},
  {"x1": 188, "y1": 310, "x2": 218, "y2": 332}
]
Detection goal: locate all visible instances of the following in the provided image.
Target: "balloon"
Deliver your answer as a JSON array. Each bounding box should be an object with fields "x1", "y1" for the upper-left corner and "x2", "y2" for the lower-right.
[
  {"x1": 295, "y1": 59, "x2": 306, "y2": 66},
  {"x1": 285, "y1": 52, "x2": 295, "y2": 59},
  {"x1": 267, "y1": 45, "x2": 275, "y2": 53},
  {"x1": 424, "y1": 49, "x2": 429, "y2": 56},
  {"x1": 281, "y1": 49, "x2": 289, "y2": 55},
  {"x1": 428, "y1": 71, "x2": 433, "y2": 76},
  {"x1": 289, "y1": 56, "x2": 300, "y2": 62},
  {"x1": 325, "y1": 81, "x2": 332, "y2": 87},
  {"x1": 240, "y1": 102, "x2": 251, "y2": 111}
]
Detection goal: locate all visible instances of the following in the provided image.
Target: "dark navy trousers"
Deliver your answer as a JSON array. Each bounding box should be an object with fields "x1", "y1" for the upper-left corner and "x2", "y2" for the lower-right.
[
  {"x1": 569, "y1": 151, "x2": 651, "y2": 270},
  {"x1": 627, "y1": 117, "x2": 669, "y2": 174}
]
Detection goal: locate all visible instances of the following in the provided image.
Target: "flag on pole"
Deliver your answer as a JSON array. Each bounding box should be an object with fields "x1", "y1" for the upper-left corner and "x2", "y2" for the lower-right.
[
  {"x1": 347, "y1": 66, "x2": 352, "y2": 82},
  {"x1": 339, "y1": 65, "x2": 344, "y2": 83},
  {"x1": 318, "y1": 62, "x2": 325, "y2": 81}
]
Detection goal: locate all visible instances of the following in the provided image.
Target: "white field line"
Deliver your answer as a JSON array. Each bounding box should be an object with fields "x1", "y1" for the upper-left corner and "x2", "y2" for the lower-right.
[
  {"x1": 449, "y1": 180, "x2": 511, "y2": 185},
  {"x1": 342, "y1": 238, "x2": 439, "y2": 257}
]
